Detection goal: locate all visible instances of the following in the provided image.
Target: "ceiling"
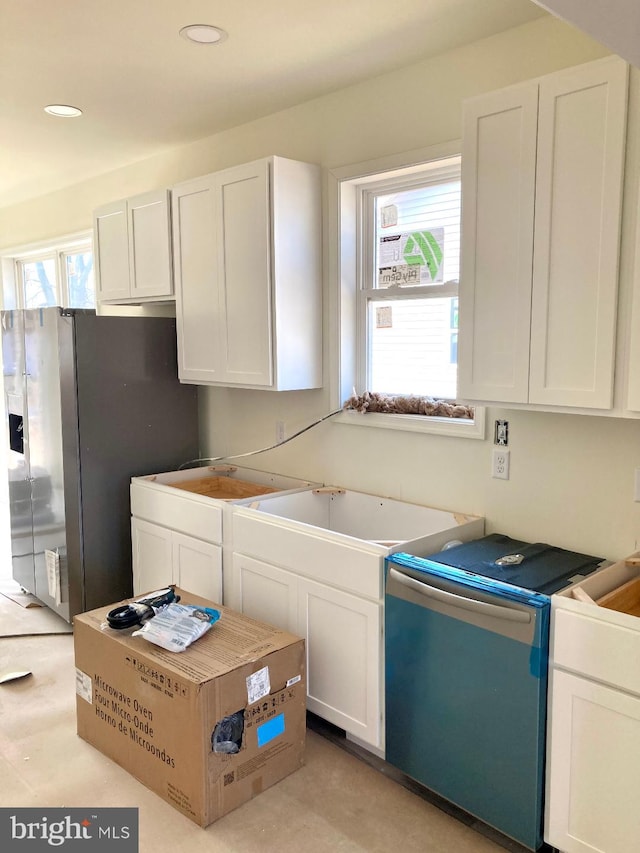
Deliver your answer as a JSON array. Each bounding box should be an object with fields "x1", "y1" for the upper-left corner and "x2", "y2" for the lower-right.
[
  {"x1": 534, "y1": 0, "x2": 640, "y2": 67},
  {"x1": 0, "y1": 0, "x2": 547, "y2": 210}
]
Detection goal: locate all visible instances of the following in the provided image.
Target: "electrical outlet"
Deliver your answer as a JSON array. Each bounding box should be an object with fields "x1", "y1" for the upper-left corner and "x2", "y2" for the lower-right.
[
  {"x1": 276, "y1": 421, "x2": 285, "y2": 444},
  {"x1": 492, "y1": 448, "x2": 510, "y2": 480}
]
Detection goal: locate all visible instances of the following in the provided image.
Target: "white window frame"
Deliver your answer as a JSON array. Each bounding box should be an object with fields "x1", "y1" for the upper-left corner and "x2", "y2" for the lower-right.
[
  {"x1": 1, "y1": 231, "x2": 94, "y2": 311},
  {"x1": 328, "y1": 142, "x2": 485, "y2": 439}
]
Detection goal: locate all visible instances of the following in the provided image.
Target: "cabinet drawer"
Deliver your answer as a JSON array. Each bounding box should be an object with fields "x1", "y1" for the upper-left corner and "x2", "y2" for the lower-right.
[
  {"x1": 552, "y1": 606, "x2": 640, "y2": 696},
  {"x1": 130, "y1": 482, "x2": 222, "y2": 543},
  {"x1": 233, "y1": 512, "x2": 384, "y2": 600}
]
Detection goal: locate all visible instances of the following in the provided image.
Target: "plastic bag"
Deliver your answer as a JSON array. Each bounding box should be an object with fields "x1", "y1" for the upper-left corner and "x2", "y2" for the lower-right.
[
  {"x1": 132, "y1": 603, "x2": 220, "y2": 651},
  {"x1": 212, "y1": 710, "x2": 245, "y2": 754}
]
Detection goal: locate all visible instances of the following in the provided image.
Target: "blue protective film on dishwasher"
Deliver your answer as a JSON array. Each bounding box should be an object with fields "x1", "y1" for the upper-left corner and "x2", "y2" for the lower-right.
[
  {"x1": 386, "y1": 553, "x2": 550, "y2": 608},
  {"x1": 257, "y1": 713, "x2": 285, "y2": 748},
  {"x1": 386, "y1": 552, "x2": 550, "y2": 678},
  {"x1": 529, "y1": 604, "x2": 550, "y2": 680}
]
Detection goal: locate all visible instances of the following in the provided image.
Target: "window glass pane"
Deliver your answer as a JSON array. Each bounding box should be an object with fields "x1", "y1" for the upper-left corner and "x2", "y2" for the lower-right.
[
  {"x1": 375, "y1": 180, "x2": 460, "y2": 289},
  {"x1": 22, "y1": 258, "x2": 57, "y2": 308},
  {"x1": 368, "y1": 296, "x2": 458, "y2": 399},
  {"x1": 65, "y1": 251, "x2": 95, "y2": 308}
]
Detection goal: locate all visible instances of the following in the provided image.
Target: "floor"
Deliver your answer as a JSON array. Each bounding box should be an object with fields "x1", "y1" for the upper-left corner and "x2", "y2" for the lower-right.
[{"x1": 0, "y1": 586, "x2": 531, "y2": 853}]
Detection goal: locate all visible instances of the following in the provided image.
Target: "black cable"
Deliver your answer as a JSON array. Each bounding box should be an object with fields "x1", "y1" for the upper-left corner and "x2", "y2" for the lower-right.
[{"x1": 106, "y1": 587, "x2": 180, "y2": 630}]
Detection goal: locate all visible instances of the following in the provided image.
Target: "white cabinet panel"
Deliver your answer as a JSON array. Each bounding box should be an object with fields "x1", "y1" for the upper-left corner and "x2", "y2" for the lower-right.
[
  {"x1": 232, "y1": 554, "x2": 297, "y2": 632},
  {"x1": 459, "y1": 84, "x2": 538, "y2": 403},
  {"x1": 546, "y1": 669, "x2": 640, "y2": 853},
  {"x1": 94, "y1": 201, "x2": 130, "y2": 303},
  {"x1": 552, "y1": 606, "x2": 640, "y2": 696},
  {"x1": 172, "y1": 175, "x2": 223, "y2": 383},
  {"x1": 172, "y1": 532, "x2": 222, "y2": 603},
  {"x1": 217, "y1": 161, "x2": 272, "y2": 386},
  {"x1": 459, "y1": 56, "x2": 628, "y2": 411},
  {"x1": 232, "y1": 509, "x2": 385, "y2": 600},
  {"x1": 132, "y1": 517, "x2": 174, "y2": 594},
  {"x1": 132, "y1": 518, "x2": 222, "y2": 602},
  {"x1": 130, "y1": 479, "x2": 223, "y2": 544},
  {"x1": 530, "y1": 59, "x2": 627, "y2": 407},
  {"x1": 128, "y1": 190, "x2": 173, "y2": 301},
  {"x1": 624, "y1": 195, "x2": 640, "y2": 411},
  {"x1": 231, "y1": 550, "x2": 383, "y2": 749},
  {"x1": 298, "y1": 577, "x2": 381, "y2": 747},
  {"x1": 94, "y1": 189, "x2": 173, "y2": 305},
  {"x1": 172, "y1": 156, "x2": 321, "y2": 390}
]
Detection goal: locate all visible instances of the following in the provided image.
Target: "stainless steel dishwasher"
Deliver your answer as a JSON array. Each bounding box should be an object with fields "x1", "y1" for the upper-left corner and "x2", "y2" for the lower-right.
[{"x1": 384, "y1": 537, "x2": 604, "y2": 851}]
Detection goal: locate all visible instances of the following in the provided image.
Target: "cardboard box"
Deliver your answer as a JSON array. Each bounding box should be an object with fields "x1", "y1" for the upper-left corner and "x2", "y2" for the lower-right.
[{"x1": 74, "y1": 589, "x2": 306, "y2": 827}]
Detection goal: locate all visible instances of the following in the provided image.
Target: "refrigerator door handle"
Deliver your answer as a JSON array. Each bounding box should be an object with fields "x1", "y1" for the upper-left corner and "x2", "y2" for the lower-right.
[{"x1": 388, "y1": 567, "x2": 532, "y2": 624}]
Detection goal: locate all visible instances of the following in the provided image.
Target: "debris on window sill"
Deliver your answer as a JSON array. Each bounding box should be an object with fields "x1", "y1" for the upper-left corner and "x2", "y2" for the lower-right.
[{"x1": 344, "y1": 391, "x2": 474, "y2": 420}]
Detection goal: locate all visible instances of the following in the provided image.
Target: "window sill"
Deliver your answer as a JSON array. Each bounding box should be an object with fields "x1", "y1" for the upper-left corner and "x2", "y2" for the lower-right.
[{"x1": 334, "y1": 407, "x2": 486, "y2": 439}]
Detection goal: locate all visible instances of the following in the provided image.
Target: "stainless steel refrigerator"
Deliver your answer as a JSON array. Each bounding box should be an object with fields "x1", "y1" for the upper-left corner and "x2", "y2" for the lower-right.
[{"x1": 2, "y1": 307, "x2": 199, "y2": 622}]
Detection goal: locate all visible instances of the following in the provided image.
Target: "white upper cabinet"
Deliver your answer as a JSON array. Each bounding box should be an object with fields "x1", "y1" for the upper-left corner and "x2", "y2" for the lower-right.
[
  {"x1": 93, "y1": 200, "x2": 130, "y2": 303},
  {"x1": 459, "y1": 83, "x2": 538, "y2": 404},
  {"x1": 93, "y1": 189, "x2": 173, "y2": 304},
  {"x1": 459, "y1": 56, "x2": 628, "y2": 410},
  {"x1": 171, "y1": 156, "x2": 322, "y2": 390},
  {"x1": 624, "y1": 194, "x2": 640, "y2": 412}
]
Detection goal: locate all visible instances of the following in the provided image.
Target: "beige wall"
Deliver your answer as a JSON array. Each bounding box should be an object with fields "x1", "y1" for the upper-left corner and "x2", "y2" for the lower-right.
[
  {"x1": 0, "y1": 16, "x2": 608, "y2": 248},
  {"x1": 4, "y1": 16, "x2": 640, "y2": 561}
]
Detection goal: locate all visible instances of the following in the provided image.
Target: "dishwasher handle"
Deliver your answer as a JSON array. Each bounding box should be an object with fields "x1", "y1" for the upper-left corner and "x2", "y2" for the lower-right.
[{"x1": 388, "y1": 567, "x2": 532, "y2": 624}]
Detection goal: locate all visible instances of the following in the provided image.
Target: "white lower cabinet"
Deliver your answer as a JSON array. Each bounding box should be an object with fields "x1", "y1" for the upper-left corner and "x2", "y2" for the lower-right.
[
  {"x1": 233, "y1": 553, "x2": 381, "y2": 747},
  {"x1": 230, "y1": 491, "x2": 484, "y2": 752},
  {"x1": 234, "y1": 554, "x2": 297, "y2": 631},
  {"x1": 172, "y1": 531, "x2": 222, "y2": 604},
  {"x1": 131, "y1": 517, "x2": 173, "y2": 593},
  {"x1": 546, "y1": 558, "x2": 640, "y2": 853},
  {"x1": 129, "y1": 465, "x2": 317, "y2": 606},
  {"x1": 546, "y1": 669, "x2": 640, "y2": 853},
  {"x1": 132, "y1": 517, "x2": 222, "y2": 603},
  {"x1": 298, "y1": 576, "x2": 381, "y2": 743}
]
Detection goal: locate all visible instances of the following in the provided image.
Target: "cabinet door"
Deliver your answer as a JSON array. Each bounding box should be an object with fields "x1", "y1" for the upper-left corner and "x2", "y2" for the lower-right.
[
  {"x1": 172, "y1": 531, "x2": 222, "y2": 603},
  {"x1": 131, "y1": 517, "x2": 174, "y2": 595},
  {"x1": 297, "y1": 577, "x2": 382, "y2": 749},
  {"x1": 458, "y1": 83, "x2": 538, "y2": 403},
  {"x1": 172, "y1": 174, "x2": 224, "y2": 383},
  {"x1": 215, "y1": 160, "x2": 273, "y2": 386},
  {"x1": 128, "y1": 189, "x2": 173, "y2": 300},
  {"x1": 625, "y1": 194, "x2": 640, "y2": 410},
  {"x1": 545, "y1": 669, "x2": 640, "y2": 853},
  {"x1": 270, "y1": 156, "x2": 322, "y2": 390},
  {"x1": 231, "y1": 553, "x2": 297, "y2": 631},
  {"x1": 94, "y1": 200, "x2": 130, "y2": 302},
  {"x1": 530, "y1": 57, "x2": 627, "y2": 408}
]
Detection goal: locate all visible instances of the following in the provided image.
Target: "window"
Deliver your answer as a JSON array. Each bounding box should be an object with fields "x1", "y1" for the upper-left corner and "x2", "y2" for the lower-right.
[
  {"x1": 361, "y1": 159, "x2": 461, "y2": 399},
  {"x1": 330, "y1": 143, "x2": 484, "y2": 438},
  {"x1": 3, "y1": 234, "x2": 95, "y2": 310}
]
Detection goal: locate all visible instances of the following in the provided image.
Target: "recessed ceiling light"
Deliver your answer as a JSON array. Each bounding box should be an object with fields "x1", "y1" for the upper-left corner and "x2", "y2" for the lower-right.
[
  {"x1": 179, "y1": 24, "x2": 227, "y2": 45},
  {"x1": 44, "y1": 104, "x2": 83, "y2": 118}
]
